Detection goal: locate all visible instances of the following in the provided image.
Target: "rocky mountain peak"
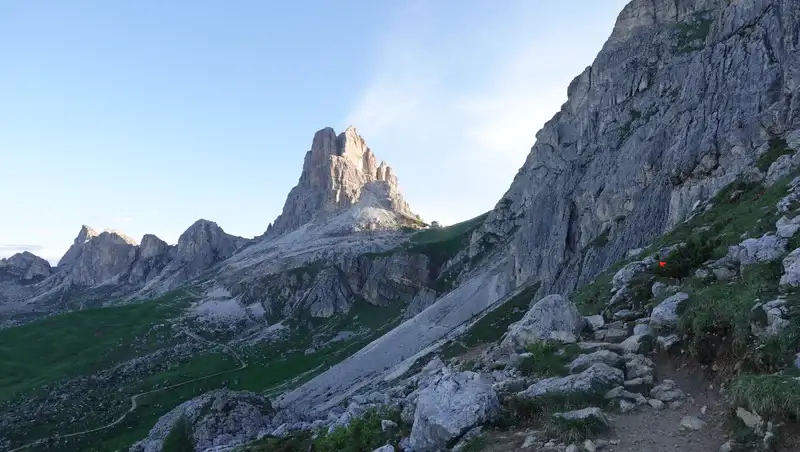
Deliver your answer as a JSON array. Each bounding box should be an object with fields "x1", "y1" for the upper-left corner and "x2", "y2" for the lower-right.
[
  {"x1": 57, "y1": 225, "x2": 99, "y2": 268},
  {"x1": 139, "y1": 234, "x2": 169, "y2": 260},
  {"x1": 266, "y1": 126, "x2": 420, "y2": 238},
  {"x1": 0, "y1": 251, "x2": 52, "y2": 280}
]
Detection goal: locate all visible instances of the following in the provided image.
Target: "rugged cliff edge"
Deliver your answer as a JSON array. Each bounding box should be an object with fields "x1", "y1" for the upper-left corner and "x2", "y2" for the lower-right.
[{"x1": 462, "y1": 0, "x2": 800, "y2": 299}]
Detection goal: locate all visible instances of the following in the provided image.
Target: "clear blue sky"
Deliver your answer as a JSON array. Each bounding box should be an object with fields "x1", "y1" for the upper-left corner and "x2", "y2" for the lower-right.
[{"x1": 0, "y1": 0, "x2": 628, "y2": 263}]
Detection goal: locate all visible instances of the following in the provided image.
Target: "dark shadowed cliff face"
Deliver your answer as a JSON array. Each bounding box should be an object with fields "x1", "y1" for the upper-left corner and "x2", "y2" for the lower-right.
[{"x1": 467, "y1": 0, "x2": 800, "y2": 298}]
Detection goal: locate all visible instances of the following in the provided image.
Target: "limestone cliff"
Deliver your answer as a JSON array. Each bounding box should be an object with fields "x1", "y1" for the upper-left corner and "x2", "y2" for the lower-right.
[
  {"x1": 140, "y1": 219, "x2": 247, "y2": 293},
  {"x1": 265, "y1": 126, "x2": 422, "y2": 238},
  {"x1": 462, "y1": 0, "x2": 800, "y2": 299}
]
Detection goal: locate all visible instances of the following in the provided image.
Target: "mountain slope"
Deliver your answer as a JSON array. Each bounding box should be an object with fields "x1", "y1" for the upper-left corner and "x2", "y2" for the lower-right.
[
  {"x1": 464, "y1": 0, "x2": 800, "y2": 299},
  {"x1": 275, "y1": 0, "x2": 800, "y2": 415}
]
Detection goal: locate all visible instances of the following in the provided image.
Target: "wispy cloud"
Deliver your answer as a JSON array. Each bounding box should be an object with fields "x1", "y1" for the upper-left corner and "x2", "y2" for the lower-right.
[{"x1": 346, "y1": 1, "x2": 626, "y2": 225}]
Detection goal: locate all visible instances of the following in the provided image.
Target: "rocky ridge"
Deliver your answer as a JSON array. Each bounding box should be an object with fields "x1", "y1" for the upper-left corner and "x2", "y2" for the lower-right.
[{"x1": 265, "y1": 126, "x2": 422, "y2": 239}]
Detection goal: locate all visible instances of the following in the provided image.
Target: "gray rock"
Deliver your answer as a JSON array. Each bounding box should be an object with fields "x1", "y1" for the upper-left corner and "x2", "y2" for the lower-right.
[
  {"x1": 129, "y1": 389, "x2": 273, "y2": 452},
  {"x1": 750, "y1": 299, "x2": 790, "y2": 338},
  {"x1": 736, "y1": 407, "x2": 764, "y2": 434},
  {"x1": 650, "y1": 292, "x2": 689, "y2": 333},
  {"x1": 780, "y1": 248, "x2": 800, "y2": 288},
  {"x1": 650, "y1": 379, "x2": 685, "y2": 402},
  {"x1": 0, "y1": 251, "x2": 52, "y2": 281},
  {"x1": 519, "y1": 363, "x2": 624, "y2": 399},
  {"x1": 680, "y1": 416, "x2": 706, "y2": 430},
  {"x1": 612, "y1": 262, "x2": 650, "y2": 291},
  {"x1": 601, "y1": 327, "x2": 630, "y2": 343},
  {"x1": 649, "y1": 399, "x2": 665, "y2": 410},
  {"x1": 625, "y1": 354, "x2": 655, "y2": 380},
  {"x1": 620, "y1": 334, "x2": 651, "y2": 354},
  {"x1": 500, "y1": 294, "x2": 584, "y2": 352},
  {"x1": 766, "y1": 152, "x2": 800, "y2": 186},
  {"x1": 656, "y1": 334, "x2": 680, "y2": 350},
  {"x1": 372, "y1": 445, "x2": 395, "y2": 452},
  {"x1": 584, "y1": 315, "x2": 605, "y2": 331},
  {"x1": 651, "y1": 281, "x2": 667, "y2": 298},
  {"x1": 632, "y1": 323, "x2": 649, "y2": 335},
  {"x1": 613, "y1": 309, "x2": 641, "y2": 321},
  {"x1": 776, "y1": 216, "x2": 800, "y2": 239},
  {"x1": 569, "y1": 350, "x2": 625, "y2": 374},
  {"x1": 726, "y1": 234, "x2": 787, "y2": 268},
  {"x1": 605, "y1": 386, "x2": 647, "y2": 405},
  {"x1": 409, "y1": 371, "x2": 500, "y2": 452},
  {"x1": 381, "y1": 419, "x2": 398, "y2": 433},
  {"x1": 552, "y1": 407, "x2": 609, "y2": 428}
]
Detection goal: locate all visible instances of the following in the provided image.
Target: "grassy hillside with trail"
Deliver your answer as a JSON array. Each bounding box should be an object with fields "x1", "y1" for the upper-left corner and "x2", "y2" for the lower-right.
[{"x1": 0, "y1": 288, "x2": 409, "y2": 451}]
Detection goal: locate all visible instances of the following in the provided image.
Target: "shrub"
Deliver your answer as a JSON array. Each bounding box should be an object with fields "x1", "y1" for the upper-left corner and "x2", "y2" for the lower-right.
[
  {"x1": 653, "y1": 233, "x2": 717, "y2": 280},
  {"x1": 756, "y1": 137, "x2": 793, "y2": 172},
  {"x1": 314, "y1": 408, "x2": 406, "y2": 452}
]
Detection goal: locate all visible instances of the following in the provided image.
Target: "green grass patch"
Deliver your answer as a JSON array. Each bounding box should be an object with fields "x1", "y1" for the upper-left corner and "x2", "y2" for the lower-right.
[
  {"x1": 314, "y1": 408, "x2": 407, "y2": 452},
  {"x1": 498, "y1": 391, "x2": 607, "y2": 429},
  {"x1": 572, "y1": 271, "x2": 615, "y2": 316},
  {"x1": 441, "y1": 283, "x2": 541, "y2": 359},
  {"x1": 234, "y1": 431, "x2": 314, "y2": 452},
  {"x1": 518, "y1": 342, "x2": 581, "y2": 378},
  {"x1": 459, "y1": 435, "x2": 489, "y2": 452},
  {"x1": 756, "y1": 137, "x2": 794, "y2": 172},
  {"x1": 546, "y1": 411, "x2": 609, "y2": 443},
  {"x1": 0, "y1": 291, "x2": 190, "y2": 402},
  {"x1": 675, "y1": 13, "x2": 713, "y2": 53},
  {"x1": 742, "y1": 293, "x2": 800, "y2": 373},
  {"x1": 731, "y1": 374, "x2": 800, "y2": 421},
  {"x1": 679, "y1": 260, "x2": 783, "y2": 363}
]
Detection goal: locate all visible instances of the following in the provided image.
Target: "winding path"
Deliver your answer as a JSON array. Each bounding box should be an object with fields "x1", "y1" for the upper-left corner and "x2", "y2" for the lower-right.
[{"x1": 7, "y1": 327, "x2": 247, "y2": 452}]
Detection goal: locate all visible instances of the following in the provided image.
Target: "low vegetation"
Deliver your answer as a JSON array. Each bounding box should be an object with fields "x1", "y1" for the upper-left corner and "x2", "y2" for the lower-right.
[
  {"x1": 731, "y1": 375, "x2": 800, "y2": 421},
  {"x1": 238, "y1": 408, "x2": 407, "y2": 452},
  {"x1": 517, "y1": 341, "x2": 581, "y2": 378},
  {"x1": 545, "y1": 412, "x2": 610, "y2": 443},
  {"x1": 163, "y1": 416, "x2": 195, "y2": 452},
  {"x1": 441, "y1": 283, "x2": 540, "y2": 358}
]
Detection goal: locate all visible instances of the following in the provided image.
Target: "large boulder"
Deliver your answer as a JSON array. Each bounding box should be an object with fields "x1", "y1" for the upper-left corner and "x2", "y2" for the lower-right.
[
  {"x1": 726, "y1": 235, "x2": 787, "y2": 267},
  {"x1": 612, "y1": 261, "x2": 650, "y2": 291},
  {"x1": 129, "y1": 390, "x2": 273, "y2": 452},
  {"x1": 780, "y1": 248, "x2": 800, "y2": 288},
  {"x1": 649, "y1": 292, "x2": 689, "y2": 333},
  {"x1": 518, "y1": 363, "x2": 624, "y2": 400},
  {"x1": 409, "y1": 371, "x2": 500, "y2": 452},
  {"x1": 500, "y1": 295, "x2": 585, "y2": 353}
]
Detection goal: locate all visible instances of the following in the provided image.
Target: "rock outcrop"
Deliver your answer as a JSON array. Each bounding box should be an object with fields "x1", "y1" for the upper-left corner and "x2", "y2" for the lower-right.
[
  {"x1": 0, "y1": 251, "x2": 52, "y2": 281},
  {"x1": 56, "y1": 225, "x2": 98, "y2": 269},
  {"x1": 65, "y1": 230, "x2": 139, "y2": 286},
  {"x1": 462, "y1": 0, "x2": 800, "y2": 301},
  {"x1": 265, "y1": 126, "x2": 422, "y2": 238},
  {"x1": 409, "y1": 371, "x2": 500, "y2": 452},
  {"x1": 500, "y1": 294, "x2": 585, "y2": 352},
  {"x1": 130, "y1": 389, "x2": 273, "y2": 452}
]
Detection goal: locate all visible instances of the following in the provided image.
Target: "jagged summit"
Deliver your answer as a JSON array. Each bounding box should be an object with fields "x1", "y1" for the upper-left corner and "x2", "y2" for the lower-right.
[
  {"x1": 265, "y1": 126, "x2": 421, "y2": 238},
  {"x1": 0, "y1": 251, "x2": 52, "y2": 280}
]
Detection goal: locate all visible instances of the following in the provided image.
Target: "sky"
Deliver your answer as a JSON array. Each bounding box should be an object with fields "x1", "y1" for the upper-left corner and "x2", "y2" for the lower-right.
[{"x1": 0, "y1": 0, "x2": 629, "y2": 264}]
